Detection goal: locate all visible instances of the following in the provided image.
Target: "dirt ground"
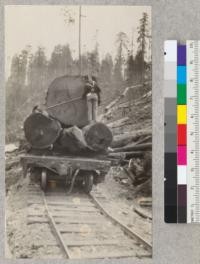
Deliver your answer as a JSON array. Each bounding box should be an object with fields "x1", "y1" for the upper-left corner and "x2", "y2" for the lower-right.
[
  {"x1": 6, "y1": 163, "x2": 152, "y2": 259},
  {"x1": 93, "y1": 168, "x2": 152, "y2": 243}
]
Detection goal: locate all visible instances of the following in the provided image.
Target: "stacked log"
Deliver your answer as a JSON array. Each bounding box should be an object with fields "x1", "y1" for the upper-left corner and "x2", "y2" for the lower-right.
[
  {"x1": 45, "y1": 75, "x2": 89, "y2": 127},
  {"x1": 108, "y1": 129, "x2": 152, "y2": 196},
  {"x1": 24, "y1": 112, "x2": 62, "y2": 149},
  {"x1": 58, "y1": 126, "x2": 87, "y2": 154},
  {"x1": 83, "y1": 122, "x2": 113, "y2": 151},
  {"x1": 24, "y1": 114, "x2": 113, "y2": 153},
  {"x1": 23, "y1": 75, "x2": 113, "y2": 153}
]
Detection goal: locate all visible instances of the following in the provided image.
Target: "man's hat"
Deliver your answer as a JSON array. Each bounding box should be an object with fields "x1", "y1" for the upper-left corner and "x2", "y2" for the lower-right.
[{"x1": 92, "y1": 76, "x2": 97, "y2": 82}]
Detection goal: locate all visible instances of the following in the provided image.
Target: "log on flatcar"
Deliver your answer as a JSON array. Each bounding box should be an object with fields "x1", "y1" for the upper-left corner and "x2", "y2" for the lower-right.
[{"x1": 45, "y1": 75, "x2": 89, "y2": 127}]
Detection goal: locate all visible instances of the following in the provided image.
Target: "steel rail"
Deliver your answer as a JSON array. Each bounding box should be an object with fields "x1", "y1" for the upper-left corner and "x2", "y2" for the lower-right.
[
  {"x1": 89, "y1": 193, "x2": 152, "y2": 252},
  {"x1": 37, "y1": 187, "x2": 151, "y2": 259},
  {"x1": 42, "y1": 192, "x2": 72, "y2": 259}
]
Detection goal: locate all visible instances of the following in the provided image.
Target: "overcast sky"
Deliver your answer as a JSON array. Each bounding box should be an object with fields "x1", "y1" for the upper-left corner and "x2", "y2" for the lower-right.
[{"x1": 5, "y1": 5, "x2": 151, "y2": 76}]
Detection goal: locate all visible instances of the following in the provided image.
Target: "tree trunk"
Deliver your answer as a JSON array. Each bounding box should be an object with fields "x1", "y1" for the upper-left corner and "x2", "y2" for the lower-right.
[
  {"x1": 111, "y1": 130, "x2": 151, "y2": 148},
  {"x1": 112, "y1": 143, "x2": 152, "y2": 152},
  {"x1": 107, "y1": 117, "x2": 130, "y2": 129},
  {"x1": 83, "y1": 122, "x2": 113, "y2": 151},
  {"x1": 108, "y1": 151, "x2": 145, "y2": 159}
]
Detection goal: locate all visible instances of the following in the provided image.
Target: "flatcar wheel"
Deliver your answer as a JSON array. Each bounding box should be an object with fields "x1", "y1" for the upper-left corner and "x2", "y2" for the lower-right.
[
  {"x1": 41, "y1": 169, "x2": 47, "y2": 191},
  {"x1": 83, "y1": 174, "x2": 94, "y2": 194}
]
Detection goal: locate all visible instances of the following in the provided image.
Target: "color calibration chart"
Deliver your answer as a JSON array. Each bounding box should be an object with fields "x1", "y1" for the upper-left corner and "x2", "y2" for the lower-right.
[{"x1": 164, "y1": 40, "x2": 200, "y2": 223}]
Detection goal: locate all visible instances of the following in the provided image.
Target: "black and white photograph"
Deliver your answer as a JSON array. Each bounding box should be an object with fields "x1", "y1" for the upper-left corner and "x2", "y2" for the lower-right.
[{"x1": 5, "y1": 5, "x2": 152, "y2": 260}]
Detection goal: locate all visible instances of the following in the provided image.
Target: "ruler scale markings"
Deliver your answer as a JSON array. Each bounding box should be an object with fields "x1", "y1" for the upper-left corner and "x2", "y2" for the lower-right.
[{"x1": 187, "y1": 40, "x2": 200, "y2": 223}]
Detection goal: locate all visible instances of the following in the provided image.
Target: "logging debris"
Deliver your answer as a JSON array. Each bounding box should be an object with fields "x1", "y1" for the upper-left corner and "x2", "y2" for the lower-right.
[
  {"x1": 5, "y1": 144, "x2": 18, "y2": 153},
  {"x1": 138, "y1": 198, "x2": 152, "y2": 207},
  {"x1": 108, "y1": 131, "x2": 152, "y2": 197},
  {"x1": 104, "y1": 85, "x2": 152, "y2": 197},
  {"x1": 111, "y1": 130, "x2": 151, "y2": 148},
  {"x1": 111, "y1": 143, "x2": 152, "y2": 153}
]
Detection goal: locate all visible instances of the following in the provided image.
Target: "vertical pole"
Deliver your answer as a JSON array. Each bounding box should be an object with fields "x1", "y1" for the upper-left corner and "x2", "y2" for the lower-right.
[
  {"x1": 131, "y1": 28, "x2": 134, "y2": 56},
  {"x1": 79, "y1": 5, "x2": 82, "y2": 76}
]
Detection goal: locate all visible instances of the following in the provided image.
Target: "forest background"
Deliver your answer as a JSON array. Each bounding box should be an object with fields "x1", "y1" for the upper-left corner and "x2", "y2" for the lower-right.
[{"x1": 6, "y1": 11, "x2": 151, "y2": 143}]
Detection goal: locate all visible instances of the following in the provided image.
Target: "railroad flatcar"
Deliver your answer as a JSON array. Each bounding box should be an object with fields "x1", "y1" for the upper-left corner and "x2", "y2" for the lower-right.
[{"x1": 21, "y1": 75, "x2": 112, "y2": 193}]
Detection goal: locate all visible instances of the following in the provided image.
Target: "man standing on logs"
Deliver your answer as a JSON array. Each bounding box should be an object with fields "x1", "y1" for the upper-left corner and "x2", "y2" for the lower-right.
[
  {"x1": 91, "y1": 76, "x2": 101, "y2": 106},
  {"x1": 82, "y1": 75, "x2": 101, "y2": 122}
]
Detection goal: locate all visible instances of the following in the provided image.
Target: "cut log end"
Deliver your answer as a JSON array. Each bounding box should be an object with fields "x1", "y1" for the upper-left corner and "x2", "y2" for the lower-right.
[
  {"x1": 24, "y1": 113, "x2": 62, "y2": 149},
  {"x1": 83, "y1": 122, "x2": 113, "y2": 151}
]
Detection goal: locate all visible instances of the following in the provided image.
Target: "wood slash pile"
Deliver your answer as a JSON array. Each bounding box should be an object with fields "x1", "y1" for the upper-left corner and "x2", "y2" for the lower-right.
[
  {"x1": 108, "y1": 130, "x2": 152, "y2": 197},
  {"x1": 103, "y1": 83, "x2": 152, "y2": 197},
  {"x1": 5, "y1": 144, "x2": 24, "y2": 191}
]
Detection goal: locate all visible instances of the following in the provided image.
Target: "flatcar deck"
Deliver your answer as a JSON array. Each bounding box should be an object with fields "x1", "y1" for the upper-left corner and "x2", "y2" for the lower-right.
[{"x1": 21, "y1": 154, "x2": 111, "y2": 175}]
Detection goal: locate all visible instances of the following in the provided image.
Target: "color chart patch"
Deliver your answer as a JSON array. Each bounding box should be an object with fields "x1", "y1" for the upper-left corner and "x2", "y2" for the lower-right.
[
  {"x1": 177, "y1": 44, "x2": 187, "y2": 223},
  {"x1": 164, "y1": 40, "x2": 177, "y2": 223},
  {"x1": 164, "y1": 40, "x2": 200, "y2": 223}
]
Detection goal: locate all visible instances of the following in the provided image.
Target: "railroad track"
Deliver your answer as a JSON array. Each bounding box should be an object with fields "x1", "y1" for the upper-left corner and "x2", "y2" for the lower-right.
[{"x1": 27, "y1": 183, "x2": 152, "y2": 259}]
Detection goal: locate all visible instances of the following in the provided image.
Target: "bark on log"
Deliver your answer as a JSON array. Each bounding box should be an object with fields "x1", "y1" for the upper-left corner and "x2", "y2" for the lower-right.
[
  {"x1": 107, "y1": 117, "x2": 130, "y2": 129},
  {"x1": 112, "y1": 143, "x2": 152, "y2": 152},
  {"x1": 83, "y1": 122, "x2": 113, "y2": 151},
  {"x1": 135, "y1": 135, "x2": 152, "y2": 145},
  {"x1": 104, "y1": 84, "x2": 144, "y2": 112},
  {"x1": 108, "y1": 151, "x2": 145, "y2": 159},
  {"x1": 111, "y1": 130, "x2": 151, "y2": 148},
  {"x1": 104, "y1": 97, "x2": 121, "y2": 112},
  {"x1": 58, "y1": 126, "x2": 87, "y2": 153}
]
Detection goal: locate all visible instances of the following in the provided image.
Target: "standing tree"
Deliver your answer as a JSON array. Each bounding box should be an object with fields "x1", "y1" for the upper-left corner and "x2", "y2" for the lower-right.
[
  {"x1": 136, "y1": 12, "x2": 149, "y2": 83},
  {"x1": 27, "y1": 46, "x2": 48, "y2": 104},
  {"x1": 87, "y1": 43, "x2": 100, "y2": 77},
  {"x1": 48, "y1": 45, "x2": 63, "y2": 79},
  {"x1": 48, "y1": 44, "x2": 73, "y2": 81},
  {"x1": 61, "y1": 45, "x2": 73, "y2": 75},
  {"x1": 99, "y1": 53, "x2": 114, "y2": 104},
  {"x1": 100, "y1": 53, "x2": 113, "y2": 84},
  {"x1": 6, "y1": 47, "x2": 30, "y2": 142},
  {"x1": 126, "y1": 51, "x2": 135, "y2": 85},
  {"x1": 113, "y1": 32, "x2": 128, "y2": 94}
]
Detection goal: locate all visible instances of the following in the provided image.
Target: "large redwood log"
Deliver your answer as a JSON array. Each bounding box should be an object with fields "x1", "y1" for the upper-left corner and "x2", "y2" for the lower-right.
[
  {"x1": 83, "y1": 122, "x2": 113, "y2": 151},
  {"x1": 24, "y1": 112, "x2": 62, "y2": 149},
  {"x1": 45, "y1": 75, "x2": 89, "y2": 127},
  {"x1": 58, "y1": 126, "x2": 87, "y2": 153}
]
